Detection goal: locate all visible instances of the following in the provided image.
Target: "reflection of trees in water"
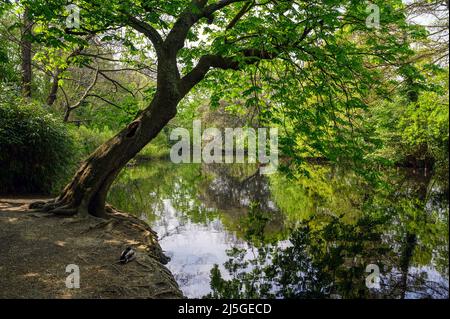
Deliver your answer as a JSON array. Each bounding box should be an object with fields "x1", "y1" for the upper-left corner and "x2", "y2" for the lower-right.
[
  {"x1": 198, "y1": 163, "x2": 285, "y2": 236},
  {"x1": 109, "y1": 162, "x2": 216, "y2": 225},
  {"x1": 206, "y1": 213, "x2": 392, "y2": 299},
  {"x1": 109, "y1": 161, "x2": 448, "y2": 298},
  {"x1": 199, "y1": 164, "x2": 274, "y2": 212},
  {"x1": 109, "y1": 161, "x2": 285, "y2": 238},
  {"x1": 206, "y1": 169, "x2": 449, "y2": 299},
  {"x1": 384, "y1": 169, "x2": 448, "y2": 298}
]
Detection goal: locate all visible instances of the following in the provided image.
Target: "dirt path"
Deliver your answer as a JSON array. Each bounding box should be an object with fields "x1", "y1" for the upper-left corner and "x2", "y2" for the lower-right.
[{"x1": 0, "y1": 197, "x2": 183, "y2": 299}]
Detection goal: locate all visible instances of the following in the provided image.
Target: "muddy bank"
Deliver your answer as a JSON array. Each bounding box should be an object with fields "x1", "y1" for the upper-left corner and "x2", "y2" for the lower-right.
[{"x1": 0, "y1": 197, "x2": 183, "y2": 298}]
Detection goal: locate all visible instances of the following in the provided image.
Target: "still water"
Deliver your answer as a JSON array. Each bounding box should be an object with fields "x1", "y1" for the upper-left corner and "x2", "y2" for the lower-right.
[{"x1": 109, "y1": 160, "x2": 449, "y2": 299}]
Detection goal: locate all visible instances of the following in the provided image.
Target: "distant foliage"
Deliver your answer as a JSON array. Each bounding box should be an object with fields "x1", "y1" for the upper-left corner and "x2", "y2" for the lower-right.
[
  {"x1": 399, "y1": 83, "x2": 449, "y2": 166},
  {"x1": 0, "y1": 34, "x2": 19, "y2": 84},
  {"x1": 0, "y1": 94, "x2": 77, "y2": 194},
  {"x1": 70, "y1": 125, "x2": 114, "y2": 158},
  {"x1": 370, "y1": 68, "x2": 449, "y2": 169}
]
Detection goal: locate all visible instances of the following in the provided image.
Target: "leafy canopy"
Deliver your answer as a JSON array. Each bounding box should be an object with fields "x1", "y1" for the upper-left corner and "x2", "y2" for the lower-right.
[{"x1": 7, "y1": 0, "x2": 427, "y2": 171}]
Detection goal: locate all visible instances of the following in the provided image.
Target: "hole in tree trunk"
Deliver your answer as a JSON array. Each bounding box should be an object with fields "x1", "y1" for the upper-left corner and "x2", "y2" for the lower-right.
[{"x1": 126, "y1": 121, "x2": 141, "y2": 138}]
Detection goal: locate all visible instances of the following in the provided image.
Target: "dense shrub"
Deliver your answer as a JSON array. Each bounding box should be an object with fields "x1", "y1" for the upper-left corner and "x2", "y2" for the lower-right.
[
  {"x1": 399, "y1": 86, "x2": 449, "y2": 167},
  {"x1": 69, "y1": 124, "x2": 170, "y2": 161},
  {"x1": 370, "y1": 68, "x2": 449, "y2": 170},
  {"x1": 69, "y1": 125, "x2": 114, "y2": 158},
  {"x1": 0, "y1": 97, "x2": 77, "y2": 194}
]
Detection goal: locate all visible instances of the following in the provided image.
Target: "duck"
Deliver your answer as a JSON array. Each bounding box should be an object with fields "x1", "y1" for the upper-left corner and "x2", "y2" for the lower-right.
[{"x1": 119, "y1": 246, "x2": 136, "y2": 264}]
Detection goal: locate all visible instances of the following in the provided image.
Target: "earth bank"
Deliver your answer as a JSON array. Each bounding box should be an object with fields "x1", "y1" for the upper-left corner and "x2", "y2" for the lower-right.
[{"x1": 0, "y1": 197, "x2": 183, "y2": 299}]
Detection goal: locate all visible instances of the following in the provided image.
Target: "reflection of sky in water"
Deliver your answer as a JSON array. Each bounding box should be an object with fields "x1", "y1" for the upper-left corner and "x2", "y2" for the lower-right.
[
  {"x1": 404, "y1": 266, "x2": 449, "y2": 299},
  {"x1": 111, "y1": 162, "x2": 449, "y2": 299},
  {"x1": 150, "y1": 199, "x2": 243, "y2": 297},
  {"x1": 151, "y1": 199, "x2": 281, "y2": 298},
  {"x1": 379, "y1": 265, "x2": 449, "y2": 299},
  {"x1": 150, "y1": 198, "x2": 449, "y2": 299}
]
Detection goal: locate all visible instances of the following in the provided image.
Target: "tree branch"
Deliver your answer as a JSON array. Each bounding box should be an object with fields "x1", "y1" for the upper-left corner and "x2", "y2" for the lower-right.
[
  {"x1": 86, "y1": 94, "x2": 134, "y2": 114},
  {"x1": 82, "y1": 63, "x2": 135, "y2": 96},
  {"x1": 177, "y1": 16, "x2": 317, "y2": 98},
  {"x1": 179, "y1": 49, "x2": 275, "y2": 96},
  {"x1": 68, "y1": 66, "x2": 100, "y2": 111},
  {"x1": 63, "y1": 65, "x2": 100, "y2": 122},
  {"x1": 126, "y1": 16, "x2": 163, "y2": 53},
  {"x1": 165, "y1": 0, "x2": 246, "y2": 55},
  {"x1": 204, "y1": 0, "x2": 248, "y2": 17},
  {"x1": 225, "y1": 1, "x2": 254, "y2": 31}
]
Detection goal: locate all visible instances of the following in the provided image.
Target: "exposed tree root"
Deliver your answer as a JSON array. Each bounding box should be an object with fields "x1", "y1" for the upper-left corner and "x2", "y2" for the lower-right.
[
  {"x1": 29, "y1": 199, "x2": 74, "y2": 216},
  {"x1": 105, "y1": 205, "x2": 158, "y2": 237},
  {"x1": 29, "y1": 198, "x2": 67, "y2": 212},
  {"x1": 29, "y1": 198, "x2": 104, "y2": 219},
  {"x1": 50, "y1": 208, "x2": 78, "y2": 216},
  {"x1": 29, "y1": 199, "x2": 54, "y2": 210}
]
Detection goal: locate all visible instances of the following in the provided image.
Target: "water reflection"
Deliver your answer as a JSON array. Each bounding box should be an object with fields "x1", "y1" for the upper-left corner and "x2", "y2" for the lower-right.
[{"x1": 109, "y1": 161, "x2": 448, "y2": 299}]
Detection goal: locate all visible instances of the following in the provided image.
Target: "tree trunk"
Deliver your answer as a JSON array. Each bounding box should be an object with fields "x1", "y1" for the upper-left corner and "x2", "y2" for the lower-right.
[
  {"x1": 30, "y1": 10, "x2": 208, "y2": 218},
  {"x1": 21, "y1": 7, "x2": 32, "y2": 98},
  {"x1": 33, "y1": 88, "x2": 178, "y2": 218},
  {"x1": 63, "y1": 105, "x2": 72, "y2": 122},
  {"x1": 47, "y1": 68, "x2": 61, "y2": 106}
]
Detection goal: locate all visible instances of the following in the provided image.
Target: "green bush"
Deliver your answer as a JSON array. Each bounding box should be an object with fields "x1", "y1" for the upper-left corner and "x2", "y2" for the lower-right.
[
  {"x1": 399, "y1": 86, "x2": 449, "y2": 166},
  {"x1": 369, "y1": 68, "x2": 449, "y2": 169},
  {"x1": 0, "y1": 98, "x2": 77, "y2": 194},
  {"x1": 70, "y1": 124, "x2": 170, "y2": 161},
  {"x1": 138, "y1": 132, "x2": 171, "y2": 159},
  {"x1": 69, "y1": 125, "x2": 114, "y2": 158}
]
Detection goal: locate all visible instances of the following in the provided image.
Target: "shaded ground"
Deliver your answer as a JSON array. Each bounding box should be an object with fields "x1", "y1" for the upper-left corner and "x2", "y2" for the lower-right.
[{"x1": 0, "y1": 197, "x2": 183, "y2": 299}]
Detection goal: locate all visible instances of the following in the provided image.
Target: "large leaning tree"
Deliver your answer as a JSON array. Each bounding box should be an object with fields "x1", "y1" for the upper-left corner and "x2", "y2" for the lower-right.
[{"x1": 21, "y1": 0, "x2": 422, "y2": 218}]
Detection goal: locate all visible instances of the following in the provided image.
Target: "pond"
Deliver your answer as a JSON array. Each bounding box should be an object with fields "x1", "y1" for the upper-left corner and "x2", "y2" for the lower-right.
[{"x1": 108, "y1": 160, "x2": 449, "y2": 299}]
